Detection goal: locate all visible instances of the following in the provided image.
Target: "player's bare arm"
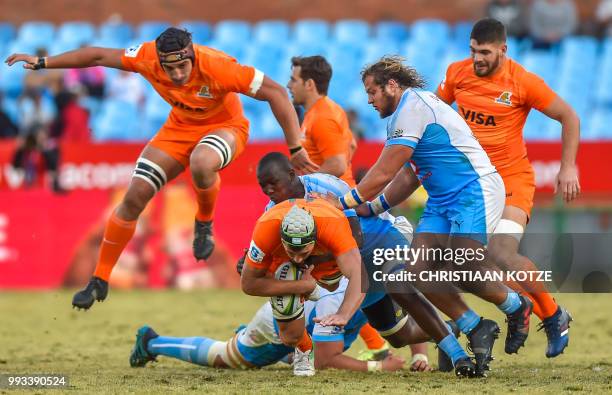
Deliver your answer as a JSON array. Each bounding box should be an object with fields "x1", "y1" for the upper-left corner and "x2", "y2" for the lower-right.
[
  {"x1": 352, "y1": 145, "x2": 414, "y2": 202},
  {"x1": 252, "y1": 76, "x2": 318, "y2": 173},
  {"x1": 318, "y1": 154, "x2": 347, "y2": 178},
  {"x1": 315, "y1": 248, "x2": 365, "y2": 327},
  {"x1": 5, "y1": 47, "x2": 126, "y2": 70},
  {"x1": 540, "y1": 96, "x2": 581, "y2": 202},
  {"x1": 355, "y1": 166, "x2": 421, "y2": 217},
  {"x1": 314, "y1": 340, "x2": 405, "y2": 372},
  {"x1": 241, "y1": 263, "x2": 316, "y2": 297}
]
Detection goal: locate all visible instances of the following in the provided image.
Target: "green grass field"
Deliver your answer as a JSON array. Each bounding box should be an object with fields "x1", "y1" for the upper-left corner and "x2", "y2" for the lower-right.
[{"x1": 1, "y1": 290, "x2": 611, "y2": 394}]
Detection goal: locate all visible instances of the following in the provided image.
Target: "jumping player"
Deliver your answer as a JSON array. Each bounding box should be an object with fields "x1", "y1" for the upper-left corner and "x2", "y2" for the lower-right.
[
  {"x1": 436, "y1": 18, "x2": 578, "y2": 357},
  {"x1": 128, "y1": 278, "x2": 408, "y2": 373},
  {"x1": 5, "y1": 27, "x2": 317, "y2": 310}
]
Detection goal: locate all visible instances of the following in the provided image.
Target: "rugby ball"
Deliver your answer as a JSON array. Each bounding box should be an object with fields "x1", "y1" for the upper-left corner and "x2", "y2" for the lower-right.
[{"x1": 270, "y1": 262, "x2": 305, "y2": 321}]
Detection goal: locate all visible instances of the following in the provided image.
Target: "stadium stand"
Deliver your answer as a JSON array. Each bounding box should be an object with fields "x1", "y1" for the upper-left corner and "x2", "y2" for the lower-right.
[{"x1": 0, "y1": 19, "x2": 610, "y2": 141}]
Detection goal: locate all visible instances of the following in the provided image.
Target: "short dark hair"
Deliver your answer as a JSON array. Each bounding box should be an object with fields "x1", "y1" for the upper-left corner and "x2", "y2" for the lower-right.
[
  {"x1": 470, "y1": 18, "x2": 507, "y2": 44},
  {"x1": 361, "y1": 55, "x2": 425, "y2": 89},
  {"x1": 291, "y1": 56, "x2": 332, "y2": 95},
  {"x1": 156, "y1": 27, "x2": 192, "y2": 53},
  {"x1": 257, "y1": 152, "x2": 292, "y2": 176}
]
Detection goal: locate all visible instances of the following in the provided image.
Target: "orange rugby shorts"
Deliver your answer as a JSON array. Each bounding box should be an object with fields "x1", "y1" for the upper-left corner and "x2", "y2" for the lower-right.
[
  {"x1": 149, "y1": 112, "x2": 249, "y2": 168},
  {"x1": 501, "y1": 168, "x2": 536, "y2": 218}
]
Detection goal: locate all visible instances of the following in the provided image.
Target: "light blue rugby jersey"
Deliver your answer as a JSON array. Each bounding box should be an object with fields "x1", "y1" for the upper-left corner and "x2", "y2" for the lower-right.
[{"x1": 386, "y1": 89, "x2": 497, "y2": 205}]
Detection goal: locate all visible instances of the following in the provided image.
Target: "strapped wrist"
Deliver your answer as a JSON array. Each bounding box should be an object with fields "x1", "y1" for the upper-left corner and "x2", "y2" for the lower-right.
[
  {"x1": 367, "y1": 360, "x2": 383, "y2": 372},
  {"x1": 32, "y1": 57, "x2": 47, "y2": 70}
]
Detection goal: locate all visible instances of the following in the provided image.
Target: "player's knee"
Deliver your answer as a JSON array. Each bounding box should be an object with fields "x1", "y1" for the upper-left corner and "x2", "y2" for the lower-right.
[
  {"x1": 488, "y1": 246, "x2": 517, "y2": 268},
  {"x1": 120, "y1": 188, "x2": 151, "y2": 218},
  {"x1": 190, "y1": 150, "x2": 219, "y2": 187}
]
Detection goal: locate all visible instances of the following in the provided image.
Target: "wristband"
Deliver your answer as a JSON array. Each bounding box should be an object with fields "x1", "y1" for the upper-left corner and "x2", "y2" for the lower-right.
[
  {"x1": 367, "y1": 360, "x2": 383, "y2": 372},
  {"x1": 410, "y1": 353, "x2": 429, "y2": 366},
  {"x1": 369, "y1": 193, "x2": 391, "y2": 215},
  {"x1": 32, "y1": 56, "x2": 47, "y2": 70},
  {"x1": 339, "y1": 188, "x2": 364, "y2": 209},
  {"x1": 289, "y1": 145, "x2": 303, "y2": 155}
]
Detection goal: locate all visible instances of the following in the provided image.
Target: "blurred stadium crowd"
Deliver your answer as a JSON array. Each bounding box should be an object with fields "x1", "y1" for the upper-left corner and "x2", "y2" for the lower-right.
[{"x1": 0, "y1": 0, "x2": 611, "y2": 148}]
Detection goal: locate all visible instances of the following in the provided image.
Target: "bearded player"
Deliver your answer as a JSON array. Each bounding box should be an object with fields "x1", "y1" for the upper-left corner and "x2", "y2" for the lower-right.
[
  {"x1": 5, "y1": 27, "x2": 317, "y2": 310},
  {"x1": 437, "y1": 18, "x2": 578, "y2": 357}
]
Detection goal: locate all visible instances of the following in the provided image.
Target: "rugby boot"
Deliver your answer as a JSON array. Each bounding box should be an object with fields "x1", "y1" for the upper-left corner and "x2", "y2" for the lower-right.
[
  {"x1": 505, "y1": 295, "x2": 533, "y2": 354},
  {"x1": 467, "y1": 318, "x2": 500, "y2": 376},
  {"x1": 538, "y1": 306, "x2": 572, "y2": 358},
  {"x1": 72, "y1": 276, "x2": 108, "y2": 310},
  {"x1": 193, "y1": 219, "x2": 215, "y2": 260},
  {"x1": 129, "y1": 326, "x2": 159, "y2": 367},
  {"x1": 454, "y1": 356, "x2": 477, "y2": 378}
]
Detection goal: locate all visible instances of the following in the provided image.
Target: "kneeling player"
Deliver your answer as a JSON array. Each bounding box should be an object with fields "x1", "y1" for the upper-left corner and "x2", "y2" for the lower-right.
[{"x1": 128, "y1": 278, "x2": 410, "y2": 372}]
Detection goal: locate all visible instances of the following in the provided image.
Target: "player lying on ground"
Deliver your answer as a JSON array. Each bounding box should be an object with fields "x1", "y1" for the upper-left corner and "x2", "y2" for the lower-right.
[
  {"x1": 5, "y1": 27, "x2": 317, "y2": 310},
  {"x1": 246, "y1": 160, "x2": 479, "y2": 378},
  {"x1": 129, "y1": 277, "x2": 429, "y2": 373},
  {"x1": 320, "y1": 56, "x2": 537, "y2": 376},
  {"x1": 437, "y1": 18, "x2": 575, "y2": 357}
]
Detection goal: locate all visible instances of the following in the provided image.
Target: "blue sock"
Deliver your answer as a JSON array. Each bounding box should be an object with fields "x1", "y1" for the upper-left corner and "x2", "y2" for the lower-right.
[
  {"x1": 438, "y1": 334, "x2": 469, "y2": 365},
  {"x1": 497, "y1": 292, "x2": 521, "y2": 315},
  {"x1": 147, "y1": 336, "x2": 218, "y2": 366},
  {"x1": 455, "y1": 309, "x2": 481, "y2": 335}
]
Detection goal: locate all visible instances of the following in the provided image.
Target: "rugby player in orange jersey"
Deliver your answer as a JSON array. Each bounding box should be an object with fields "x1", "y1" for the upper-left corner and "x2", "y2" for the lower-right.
[
  {"x1": 5, "y1": 27, "x2": 318, "y2": 310},
  {"x1": 287, "y1": 55, "x2": 357, "y2": 186},
  {"x1": 436, "y1": 18, "x2": 580, "y2": 357}
]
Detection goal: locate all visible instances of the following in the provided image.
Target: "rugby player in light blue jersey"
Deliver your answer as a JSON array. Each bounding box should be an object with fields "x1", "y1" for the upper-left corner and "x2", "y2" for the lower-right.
[
  {"x1": 129, "y1": 278, "x2": 405, "y2": 372},
  {"x1": 326, "y1": 56, "x2": 534, "y2": 376}
]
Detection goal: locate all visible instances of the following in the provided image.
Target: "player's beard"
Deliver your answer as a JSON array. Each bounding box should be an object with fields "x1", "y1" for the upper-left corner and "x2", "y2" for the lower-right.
[
  {"x1": 378, "y1": 91, "x2": 397, "y2": 118},
  {"x1": 473, "y1": 54, "x2": 501, "y2": 77}
]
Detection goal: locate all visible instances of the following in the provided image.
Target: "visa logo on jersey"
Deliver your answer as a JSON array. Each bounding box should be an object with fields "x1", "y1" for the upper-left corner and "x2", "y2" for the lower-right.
[{"x1": 459, "y1": 106, "x2": 496, "y2": 126}]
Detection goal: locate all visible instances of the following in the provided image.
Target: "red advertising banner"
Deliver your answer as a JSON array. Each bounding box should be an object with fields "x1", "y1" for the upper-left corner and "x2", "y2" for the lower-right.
[{"x1": 0, "y1": 140, "x2": 610, "y2": 288}]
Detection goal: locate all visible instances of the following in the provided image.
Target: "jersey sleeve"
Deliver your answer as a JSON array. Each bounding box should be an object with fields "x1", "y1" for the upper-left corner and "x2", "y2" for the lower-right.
[
  {"x1": 385, "y1": 95, "x2": 434, "y2": 150},
  {"x1": 207, "y1": 55, "x2": 263, "y2": 96},
  {"x1": 312, "y1": 293, "x2": 345, "y2": 342},
  {"x1": 521, "y1": 71, "x2": 557, "y2": 112},
  {"x1": 316, "y1": 215, "x2": 358, "y2": 257},
  {"x1": 437, "y1": 63, "x2": 458, "y2": 104},
  {"x1": 309, "y1": 118, "x2": 347, "y2": 159},
  {"x1": 244, "y1": 219, "x2": 279, "y2": 270},
  {"x1": 120, "y1": 42, "x2": 153, "y2": 73}
]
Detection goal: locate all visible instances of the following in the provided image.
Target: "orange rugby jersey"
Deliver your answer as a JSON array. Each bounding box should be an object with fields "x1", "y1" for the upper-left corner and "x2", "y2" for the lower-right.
[
  {"x1": 244, "y1": 198, "x2": 357, "y2": 284},
  {"x1": 437, "y1": 58, "x2": 556, "y2": 176},
  {"x1": 302, "y1": 97, "x2": 356, "y2": 186},
  {"x1": 121, "y1": 41, "x2": 261, "y2": 125}
]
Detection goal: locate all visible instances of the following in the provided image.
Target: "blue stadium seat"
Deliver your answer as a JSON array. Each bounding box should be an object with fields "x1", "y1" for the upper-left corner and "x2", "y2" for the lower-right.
[
  {"x1": 179, "y1": 21, "x2": 212, "y2": 44},
  {"x1": 205, "y1": 40, "x2": 246, "y2": 62},
  {"x1": 253, "y1": 20, "x2": 290, "y2": 45},
  {"x1": 373, "y1": 21, "x2": 409, "y2": 43},
  {"x1": 98, "y1": 21, "x2": 134, "y2": 47},
  {"x1": 594, "y1": 42, "x2": 612, "y2": 105},
  {"x1": 214, "y1": 20, "x2": 251, "y2": 45},
  {"x1": 242, "y1": 43, "x2": 284, "y2": 77},
  {"x1": 57, "y1": 22, "x2": 96, "y2": 48},
  {"x1": 0, "y1": 62, "x2": 27, "y2": 98},
  {"x1": 0, "y1": 23, "x2": 16, "y2": 43},
  {"x1": 506, "y1": 36, "x2": 521, "y2": 61},
  {"x1": 362, "y1": 39, "x2": 401, "y2": 64},
  {"x1": 258, "y1": 111, "x2": 284, "y2": 140},
  {"x1": 16, "y1": 21, "x2": 55, "y2": 49},
  {"x1": 333, "y1": 19, "x2": 370, "y2": 45},
  {"x1": 587, "y1": 108, "x2": 612, "y2": 140},
  {"x1": 1, "y1": 96, "x2": 19, "y2": 125},
  {"x1": 410, "y1": 19, "x2": 450, "y2": 51},
  {"x1": 452, "y1": 21, "x2": 473, "y2": 51},
  {"x1": 524, "y1": 111, "x2": 554, "y2": 141},
  {"x1": 294, "y1": 19, "x2": 330, "y2": 45},
  {"x1": 92, "y1": 100, "x2": 141, "y2": 141},
  {"x1": 403, "y1": 41, "x2": 443, "y2": 91},
  {"x1": 521, "y1": 49, "x2": 558, "y2": 89},
  {"x1": 144, "y1": 94, "x2": 171, "y2": 133},
  {"x1": 136, "y1": 21, "x2": 171, "y2": 42}
]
